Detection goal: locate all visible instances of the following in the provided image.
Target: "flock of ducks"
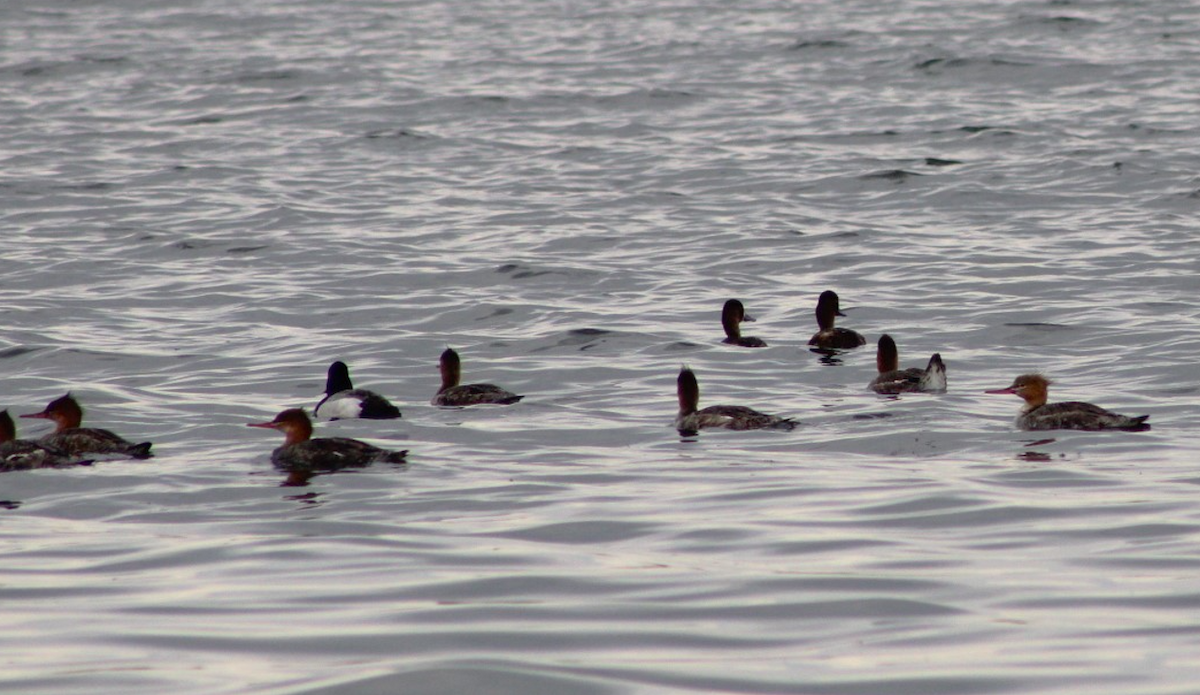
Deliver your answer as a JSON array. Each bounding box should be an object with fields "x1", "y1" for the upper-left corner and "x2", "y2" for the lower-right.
[
  {"x1": 700, "y1": 292, "x2": 1148, "y2": 435},
  {"x1": 1, "y1": 290, "x2": 1150, "y2": 475}
]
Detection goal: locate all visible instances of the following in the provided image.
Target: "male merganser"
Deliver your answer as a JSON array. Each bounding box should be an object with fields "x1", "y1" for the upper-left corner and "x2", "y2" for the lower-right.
[
  {"x1": 21, "y1": 394, "x2": 152, "y2": 458},
  {"x1": 247, "y1": 408, "x2": 408, "y2": 470},
  {"x1": 986, "y1": 374, "x2": 1150, "y2": 431},
  {"x1": 313, "y1": 361, "x2": 402, "y2": 420},
  {"x1": 431, "y1": 348, "x2": 523, "y2": 406},
  {"x1": 1, "y1": 409, "x2": 86, "y2": 471},
  {"x1": 674, "y1": 366, "x2": 795, "y2": 434},
  {"x1": 721, "y1": 299, "x2": 767, "y2": 348},
  {"x1": 869, "y1": 334, "x2": 947, "y2": 394},
  {"x1": 808, "y1": 290, "x2": 866, "y2": 350}
]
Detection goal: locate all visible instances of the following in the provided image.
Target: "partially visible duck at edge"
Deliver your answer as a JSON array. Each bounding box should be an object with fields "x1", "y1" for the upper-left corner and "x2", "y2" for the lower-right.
[
  {"x1": 432, "y1": 347, "x2": 524, "y2": 407},
  {"x1": 248, "y1": 408, "x2": 407, "y2": 470},
  {"x1": 869, "y1": 334, "x2": 947, "y2": 394},
  {"x1": 986, "y1": 374, "x2": 1150, "y2": 431},
  {"x1": 314, "y1": 360, "x2": 402, "y2": 420},
  {"x1": 721, "y1": 299, "x2": 767, "y2": 348},
  {"x1": 675, "y1": 366, "x2": 795, "y2": 435},
  {"x1": 808, "y1": 290, "x2": 866, "y2": 350},
  {"x1": 1, "y1": 409, "x2": 88, "y2": 471},
  {"x1": 21, "y1": 394, "x2": 152, "y2": 459}
]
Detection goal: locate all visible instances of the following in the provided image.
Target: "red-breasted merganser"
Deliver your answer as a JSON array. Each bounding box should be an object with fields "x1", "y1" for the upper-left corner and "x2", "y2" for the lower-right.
[
  {"x1": 808, "y1": 290, "x2": 867, "y2": 350},
  {"x1": 721, "y1": 299, "x2": 767, "y2": 348},
  {"x1": 313, "y1": 361, "x2": 402, "y2": 420},
  {"x1": 1, "y1": 409, "x2": 87, "y2": 471},
  {"x1": 869, "y1": 334, "x2": 947, "y2": 394},
  {"x1": 21, "y1": 394, "x2": 152, "y2": 458},
  {"x1": 247, "y1": 408, "x2": 407, "y2": 470},
  {"x1": 431, "y1": 348, "x2": 523, "y2": 407},
  {"x1": 674, "y1": 366, "x2": 795, "y2": 435},
  {"x1": 986, "y1": 374, "x2": 1150, "y2": 431}
]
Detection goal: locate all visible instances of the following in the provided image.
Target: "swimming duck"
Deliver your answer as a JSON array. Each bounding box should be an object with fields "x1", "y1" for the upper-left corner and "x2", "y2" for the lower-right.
[
  {"x1": 721, "y1": 299, "x2": 767, "y2": 348},
  {"x1": 313, "y1": 361, "x2": 402, "y2": 420},
  {"x1": 674, "y1": 366, "x2": 795, "y2": 434},
  {"x1": 247, "y1": 408, "x2": 408, "y2": 470},
  {"x1": 808, "y1": 290, "x2": 866, "y2": 350},
  {"x1": 869, "y1": 334, "x2": 947, "y2": 394},
  {"x1": 21, "y1": 394, "x2": 152, "y2": 458},
  {"x1": 1, "y1": 409, "x2": 85, "y2": 471},
  {"x1": 431, "y1": 348, "x2": 523, "y2": 407},
  {"x1": 986, "y1": 374, "x2": 1149, "y2": 431}
]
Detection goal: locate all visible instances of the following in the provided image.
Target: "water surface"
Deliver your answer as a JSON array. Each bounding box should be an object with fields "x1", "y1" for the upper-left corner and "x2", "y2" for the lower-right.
[{"x1": 3, "y1": 1, "x2": 1200, "y2": 692}]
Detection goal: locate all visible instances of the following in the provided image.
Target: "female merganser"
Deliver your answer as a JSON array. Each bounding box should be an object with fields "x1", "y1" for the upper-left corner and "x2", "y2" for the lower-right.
[
  {"x1": 21, "y1": 394, "x2": 152, "y2": 458},
  {"x1": 721, "y1": 299, "x2": 767, "y2": 348},
  {"x1": 869, "y1": 334, "x2": 947, "y2": 394},
  {"x1": 675, "y1": 366, "x2": 795, "y2": 434},
  {"x1": 432, "y1": 348, "x2": 523, "y2": 407},
  {"x1": 986, "y1": 374, "x2": 1150, "y2": 431},
  {"x1": 808, "y1": 290, "x2": 866, "y2": 350},
  {"x1": 1, "y1": 409, "x2": 85, "y2": 471},
  {"x1": 247, "y1": 408, "x2": 407, "y2": 470},
  {"x1": 313, "y1": 361, "x2": 402, "y2": 420}
]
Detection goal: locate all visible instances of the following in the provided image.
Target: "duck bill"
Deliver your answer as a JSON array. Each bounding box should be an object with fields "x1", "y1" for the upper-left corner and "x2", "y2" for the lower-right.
[
  {"x1": 247, "y1": 421, "x2": 281, "y2": 429},
  {"x1": 742, "y1": 313, "x2": 757, "y2": 323},
  {"x1": 19, "y1": 411, "x2": 51, "y2": 419},
  {"x1": 984, "y1": 387, "x2": 1016, "y2": 395}
]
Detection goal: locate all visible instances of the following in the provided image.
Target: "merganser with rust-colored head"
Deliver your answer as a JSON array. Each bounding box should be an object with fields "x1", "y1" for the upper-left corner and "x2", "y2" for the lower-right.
[
  {"x1": 808, "y1": 290, "x2": 866, "y2": 350},
  {"x1": 431, "y1": 348, "x2": 523, "y2": 407},
  {"x1": 721, "y1": 299, "x2": 767, "y2": 348},
  {"x1": 986, "y1": 374, "x2": 1149, "y2": 431},
  {"x1": 1, "y1": 409, "x2": 89, "y2": 471},
  {"x1": 313, "y1": 360, "x2": 402, "y2": 420},
  {"x1": 248, "y1": 408, "x2": 407, "y2": 470},
  {"x1": 21, "y1": 394, "x2": 152, "y2": 459},
  {"x1": 674, "y1": 366, "x2": 795, "y2": 435},
  {"x1": 869, "y1": 334, "x2": 947, "y2": 394}
]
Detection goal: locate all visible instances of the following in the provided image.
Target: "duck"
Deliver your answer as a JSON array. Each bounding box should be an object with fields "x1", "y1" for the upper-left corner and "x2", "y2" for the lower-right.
[
  {"x1": 674, "y1": 366, "x2": 795, "y2": 435},
  {"x1": 869, "y1": 334, "x2": 947, "y2": 394},
  {"x1": 313, "y1": 361, "x2": 402, "y2": 420},
  {"x1": 21, "y1": 394, "x2": 152, "y2": 458},
  {"x1": 986, "y1": 374, "x2": 1150, "y2": 431},
  {"x1": 247, "y1": 408, "x2": 408, "y2": 470},
  {"x1": 721, "y1": 299, "x2": 767, "y2": 348},
  {"x1": 1, "y1": 409, "x2": 86, "y2": 471},
  {"x1": 431, "y1": 348, "x2": 523, "y2": 407},
  {"x1": 808, "y1": 290, "x2": 866, "y2": 350}
]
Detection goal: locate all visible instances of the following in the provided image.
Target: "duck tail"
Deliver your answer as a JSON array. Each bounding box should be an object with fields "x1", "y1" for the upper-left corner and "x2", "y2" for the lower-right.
[
  {"x1": 382, "y1": 449, "x2": 409, "y2": 464},
  {"x1": 1121, "y1": 415, "x2": 1151, "y2": 432},
  {"x1": 920, "y1": 353, "x2": 948, "y2": 392}
]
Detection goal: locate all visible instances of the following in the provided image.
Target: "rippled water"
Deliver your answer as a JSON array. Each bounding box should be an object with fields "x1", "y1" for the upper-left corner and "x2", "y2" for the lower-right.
[{"x1": 4, "y1": 0, "x2": 1200, "y2": 692}]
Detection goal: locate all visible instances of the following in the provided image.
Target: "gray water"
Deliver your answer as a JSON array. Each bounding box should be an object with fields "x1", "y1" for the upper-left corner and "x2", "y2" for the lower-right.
[{"x1": 3, "y1": 1, "x2": 1200, "y2": 692}]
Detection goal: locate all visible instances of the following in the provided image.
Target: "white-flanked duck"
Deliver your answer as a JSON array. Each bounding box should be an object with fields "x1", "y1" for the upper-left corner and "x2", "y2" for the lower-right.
[
  {"x1": 986, "y1": 374, "x2": 1149, "y2": 431},
  {"x1": 431, "y1": 348, "x2": 523, "y2": 407},
  {"x1": 314, "y1": 361, "x2": 402, "y2": 420},
  {"x1": 21, "y1": 394, "x2": 152, "y2": 459},
  {"x1": 808, "y1": 290, "x2": 866, "y2": 350},
  {"x1": 674, "y1": 366, "x2": 795, "y2": 435},
  {"x1": 869, "y1": 334, "x2": 947, "y2": 394},
  {"x1": 721, "y1": 299, "x2": 767, "y2": 348},
  {"x1": 248, "y1": 408, "x2": 407, "y2": 470}
]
